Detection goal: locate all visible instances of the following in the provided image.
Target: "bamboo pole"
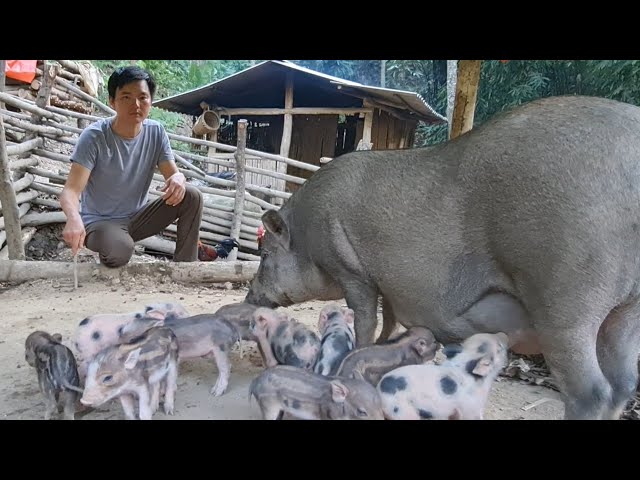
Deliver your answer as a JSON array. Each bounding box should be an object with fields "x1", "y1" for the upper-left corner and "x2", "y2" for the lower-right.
[
  {"x1": 178, "y1": 149, "x2": 305, "y2": 185},
  {"x1": 30, "y1": 181, "x2": 62, "y2": 195},
  {"x1": 8, "y1": 156, "x2": 38, "y2": 171},
  {"x1": 0, "y1": 226, "x2": 36, "y2": 259},
  {"x1": 1, "y1": 112, "x2": 67, "y2": 137},
  {"x1": 11, "y1": 173, "x2": 34, "y2": 193},
  {"x1": 0, "y1": 92, "x2": 66, "y2": 122},
  {"x1": 167, "y1": 132, "x2": 319, "y2": 173},
  {"x1": 6, "y1": 137, "x2": 42, "y2": 156},
  {"x1": 0, "y1": 201, "x2": 31, "y2": 230}
]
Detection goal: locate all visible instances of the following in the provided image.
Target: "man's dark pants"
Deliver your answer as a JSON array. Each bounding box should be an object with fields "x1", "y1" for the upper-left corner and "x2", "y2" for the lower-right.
[{"x1": 85, "y1": 185, "x2": 204, "y2": 267}]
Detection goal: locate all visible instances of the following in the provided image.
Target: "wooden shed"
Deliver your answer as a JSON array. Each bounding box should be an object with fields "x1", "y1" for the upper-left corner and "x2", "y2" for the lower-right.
[{"x1": 152, "y1": 60, "x2": 446, "y2": 196}]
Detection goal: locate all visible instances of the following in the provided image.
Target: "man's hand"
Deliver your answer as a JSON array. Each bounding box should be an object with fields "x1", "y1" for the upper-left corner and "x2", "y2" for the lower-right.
[
  {"x1": 62, "y1": 215, "x2": 86, "y2": 256},
  {"x1": 160, "y1": 172, "x2": 187, "y2": 206}
]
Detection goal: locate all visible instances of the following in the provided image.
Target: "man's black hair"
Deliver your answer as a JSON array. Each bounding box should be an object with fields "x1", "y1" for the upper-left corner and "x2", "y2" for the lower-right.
[{"x1": 107, "y1": 66, "x2": 156, "y2": 100}]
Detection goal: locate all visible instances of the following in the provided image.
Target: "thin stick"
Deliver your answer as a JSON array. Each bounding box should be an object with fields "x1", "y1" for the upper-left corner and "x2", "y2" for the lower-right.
[{"x1": 73, "y1": 253, "x2": 78, "y2": 289}]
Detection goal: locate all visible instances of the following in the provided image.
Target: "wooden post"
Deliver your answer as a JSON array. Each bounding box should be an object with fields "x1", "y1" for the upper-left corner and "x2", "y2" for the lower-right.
[
  {"x1": 358, "y1": 99, "x2": 374, "y2": 150},
  {"x1": 21, "y1": 62, "x2": 58, "y2": 165},
  {"x1": 228, "y1": 119, "x2": 247, "y2": 261},
  {"x1": 446, "y1": 60, "x2": 457, "y2": 138},
  {"x1": 276, "y1": 72, "x2": 293, "y2": 204},
  {"x1": 206, "y1": 129, "x2": 219, "y2": 174},
  {"x1": 0, "y1": 108, "x2": 26, "y2": 258},
  {"x1": 449, "y1": 60, "x2": 482, "y2": 140}
]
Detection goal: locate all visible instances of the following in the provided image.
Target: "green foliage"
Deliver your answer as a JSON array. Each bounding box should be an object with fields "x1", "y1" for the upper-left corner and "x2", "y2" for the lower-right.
[
  {"x1": 291, "y1": 60, "x2": 382, "y2": 86},
  {"x1": 88, "y1": 60, "x2": 640, "y2": 149}
]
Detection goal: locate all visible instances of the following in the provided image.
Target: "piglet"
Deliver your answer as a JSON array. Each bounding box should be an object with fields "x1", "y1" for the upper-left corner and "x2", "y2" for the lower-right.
[
  {"x1": 73, "y1": 302, "x2": 188, "y2": 379},
  {"x1": 314, "y1": 304, "x2": 356, "y2": 376},
  {"x1": 250, "y1": 308, "x2": 321, "y2": 370},
  {"x1": 119, "y1": 313, "x2": 242, "y2": 397},
  {"x1": 144, "y1": 302, "x2": 190, "y2": 320},
  {"x1": 249, "y1": 365, "x2": 384, "y2": 420},
  {"x1": 377, "y1": 332, "x2": 508, "y2": 420},
  {"x1": 336, "y1": 326, "x2": 438, "y2": 386},
  {"x1": 80, "y1": 326, "x2": 179, "y2": 420},
  {"x1": 25, "y1": 331, "x2": 83, "y2": 420},
  {"x1": 213, "y1": 301, "x2": 260, "y2": 342}
]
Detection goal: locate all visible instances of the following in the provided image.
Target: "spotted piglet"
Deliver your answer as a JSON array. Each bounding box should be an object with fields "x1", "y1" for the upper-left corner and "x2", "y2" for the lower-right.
[
  {"x1": 73, "y1": 302, "x2": 189, "y2": 379},
  {"x1": 314, "y1": 304, "x2": 356, "y2": 376},
  {"x1": 119, "y1": 313, "x2": 242, "y2": 397},
  {"x1": 249, "y1": 365, "x2": 384, "y2": 420},
  {"x1": 80, "y1": 326, "x2": 179, "y2": 420},
  {"x1": 250, "y1": 308, "x2": 321, "y2": 370},
  {"x1": 377, "y1": 332, "x2": 509, "y2": 420},
  {"x1": 144, "y1": 302, "x2": 190, "y2": 320},
  {"x1": 335, "y1": 326, "x2": 438, "y2": 386}
]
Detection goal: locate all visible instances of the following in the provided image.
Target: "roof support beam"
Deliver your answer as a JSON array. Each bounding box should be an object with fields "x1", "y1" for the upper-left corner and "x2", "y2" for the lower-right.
[{"x1": 217, "y1": 107, "x2": 373, "y2": 116}]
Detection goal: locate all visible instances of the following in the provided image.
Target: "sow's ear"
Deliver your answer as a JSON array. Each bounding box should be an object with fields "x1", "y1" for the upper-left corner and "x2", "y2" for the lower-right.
[{"x1": 262, "y1": 210, "x2": 290, "y2": 249}]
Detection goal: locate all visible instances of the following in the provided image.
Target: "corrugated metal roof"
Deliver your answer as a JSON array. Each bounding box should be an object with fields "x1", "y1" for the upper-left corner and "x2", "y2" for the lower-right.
[{"x1": 152, "y1": 60, "x2": 446, "y2": 124}]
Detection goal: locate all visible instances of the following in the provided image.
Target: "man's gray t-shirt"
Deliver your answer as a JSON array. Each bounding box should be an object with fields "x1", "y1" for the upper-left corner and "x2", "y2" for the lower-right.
[{"x1": 70, "y1": 117, "x2": 173, "y2": 226}]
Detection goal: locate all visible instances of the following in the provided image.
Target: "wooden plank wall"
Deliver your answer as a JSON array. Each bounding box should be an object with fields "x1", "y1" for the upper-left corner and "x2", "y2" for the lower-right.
[
  {"x1": 370, "y1": 109, "x2": 418, "y2": 150},
  {"x1": 286, "y1": 114, "x2": 338, "y2": 193}
]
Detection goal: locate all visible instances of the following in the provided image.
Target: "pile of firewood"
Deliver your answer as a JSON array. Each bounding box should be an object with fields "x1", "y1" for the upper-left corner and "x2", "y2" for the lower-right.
[
  {"x1": 1, "y1": 60, "x2": 267, "y2": 263},
  {"x1": 3, "y1": 60, "x2": 102, "y2": 115}
]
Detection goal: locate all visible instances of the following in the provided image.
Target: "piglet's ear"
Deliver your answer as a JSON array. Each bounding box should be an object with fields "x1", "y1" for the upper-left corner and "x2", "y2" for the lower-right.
[
  {"x1": 317, "y1": 312, "x2": 328, "y2": 334},
  {"x1": 344, "y1": 308, "x2": 355, "y2": 325},
  {"x1": 52, "y1": 333, "x2": 63, "y2": 342},
  {"x1": 256, "y1": 314, "x2": 269, "y2": 329},
  {"x1": 37, "y1": 349, "x2": 50, "y2": 363},
  {"x1": 124, "y1": 348, "x2": 142, "y2": 370},
  {"x1": 412, "y1": 338, "x2": 435, "y2": 359},
  {"x1": 145, "y1": 309, "x2": 166, "y2": 320},
  {"x1": 330, "y1": 380, "x2": 349, "y2": 403},
  {"x1": 471, "y1": 355, "x2": 493, "y2": 377}
]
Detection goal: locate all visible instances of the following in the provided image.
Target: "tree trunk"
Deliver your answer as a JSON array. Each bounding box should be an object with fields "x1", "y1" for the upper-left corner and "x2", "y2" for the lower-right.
[{"x1": 449, "y1": 60, "x2": 482, "y2": 140}]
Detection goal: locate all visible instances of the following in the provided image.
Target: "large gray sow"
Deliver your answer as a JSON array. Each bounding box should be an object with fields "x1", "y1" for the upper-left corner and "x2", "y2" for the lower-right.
[{"x1": 245, "y1": 95, "x2": 640, "y2": 420}]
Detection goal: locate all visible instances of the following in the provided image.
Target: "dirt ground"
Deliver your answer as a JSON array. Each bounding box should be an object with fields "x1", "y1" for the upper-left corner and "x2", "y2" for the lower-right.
[{"x1": 0, "y1": 259, "x2": 567, "y2": 421}]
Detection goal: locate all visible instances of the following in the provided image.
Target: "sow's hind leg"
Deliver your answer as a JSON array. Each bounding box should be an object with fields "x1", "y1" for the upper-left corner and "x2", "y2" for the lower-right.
[
  {"x1": 534, "y1": 295, "x2": 615, "y2": 420},
  {"x1": 596, "y1": 296, "x2": 640, "y2": 420}
]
